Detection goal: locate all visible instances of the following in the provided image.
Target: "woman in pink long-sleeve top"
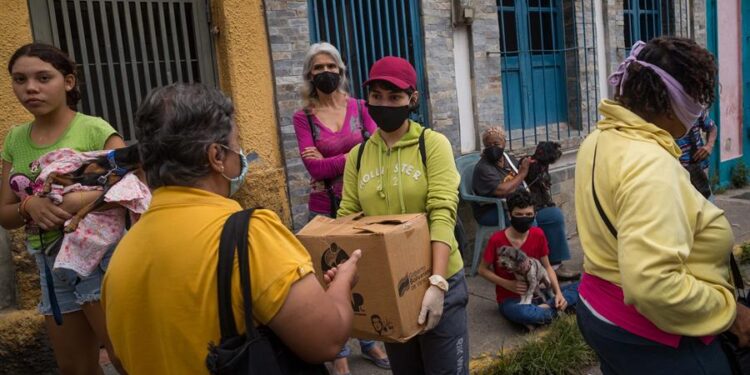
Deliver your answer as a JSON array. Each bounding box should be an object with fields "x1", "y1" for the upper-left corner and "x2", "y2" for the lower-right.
[
  {"x1": 293, "y1": 42, "x2": 377, "y2": 219},
  {"x1": 292, "y1": 42, "x2": 387, "y2": 375}
]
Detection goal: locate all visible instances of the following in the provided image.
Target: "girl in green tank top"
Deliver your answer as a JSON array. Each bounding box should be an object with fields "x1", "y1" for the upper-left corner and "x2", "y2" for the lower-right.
[{"x1": 0, "y1": 43, "x2": 126, "y2": 374}]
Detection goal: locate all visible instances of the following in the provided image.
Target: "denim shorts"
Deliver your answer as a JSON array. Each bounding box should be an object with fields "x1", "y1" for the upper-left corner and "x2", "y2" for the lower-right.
[{"x1": 33, "y1": 243, "x2": 115, "y2": 315}]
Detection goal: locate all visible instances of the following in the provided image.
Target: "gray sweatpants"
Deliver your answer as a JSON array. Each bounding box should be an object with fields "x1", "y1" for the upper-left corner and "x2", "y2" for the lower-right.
[{"x1": 385, "y1": 270, "x2": 470, "y2": 374}]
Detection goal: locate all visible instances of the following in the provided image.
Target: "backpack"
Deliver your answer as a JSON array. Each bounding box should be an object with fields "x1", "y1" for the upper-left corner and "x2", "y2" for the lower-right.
[{"x1": 354, "y1": 128, "x2": 468, "y2": 255}]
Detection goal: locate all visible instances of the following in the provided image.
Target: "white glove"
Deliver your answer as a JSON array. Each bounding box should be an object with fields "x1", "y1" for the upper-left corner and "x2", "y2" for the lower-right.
[{"x1": 417, "y1": 285, "x2": 445, "y2": 331}]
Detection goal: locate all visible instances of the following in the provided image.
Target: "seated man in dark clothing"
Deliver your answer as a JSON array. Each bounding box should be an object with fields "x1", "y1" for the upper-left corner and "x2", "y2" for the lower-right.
[{"x1": 472, "y1": 127, "x2": 580, "y2": 280}]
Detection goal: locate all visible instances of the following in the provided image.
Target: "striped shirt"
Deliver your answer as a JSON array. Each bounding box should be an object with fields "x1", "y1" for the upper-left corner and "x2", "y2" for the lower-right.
[{"x1": 675, "y1": 112, "x2": 715, "y2": 169}]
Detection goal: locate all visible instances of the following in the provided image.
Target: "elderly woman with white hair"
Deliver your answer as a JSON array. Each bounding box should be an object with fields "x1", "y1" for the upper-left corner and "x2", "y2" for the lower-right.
[
  {"x1": 292, "y1": 42, "x2": 388, "y2": 374},
  {"x1": 472, "y1": 127, "x2": 579, "y2": 280}
]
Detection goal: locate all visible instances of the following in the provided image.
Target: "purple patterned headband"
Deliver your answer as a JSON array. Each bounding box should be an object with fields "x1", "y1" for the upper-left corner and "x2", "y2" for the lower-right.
[{"x1": 609, "y1": 41, "x2": 704, "y2": 131}]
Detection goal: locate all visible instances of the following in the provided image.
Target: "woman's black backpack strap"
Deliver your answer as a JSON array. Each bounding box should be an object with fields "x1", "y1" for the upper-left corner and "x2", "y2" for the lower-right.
[
  {"x1": 303, "y1": 109, "x2": 339, "y2": 214},
  {"x1": 418, "y1": 127, "x2": 428, "y2": 168},
  {"x1": 355, "y1": 137, "x2": 368, "y2": 172},
  {"x1": 357, "y1": 100, "x2": 369, "y2": 141},
  {"x1": 303, "y1": 109, "x2": 319, "y2": 142}
]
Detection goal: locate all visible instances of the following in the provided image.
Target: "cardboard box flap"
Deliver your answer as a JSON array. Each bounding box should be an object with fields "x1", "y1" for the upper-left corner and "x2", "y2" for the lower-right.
[
  {"x1": 298, "y1": 213, "x2": 426, "y2": 237},
  {"x1": 296, "y1": 214, "x2": 360, "y2": 237},
  {"x1": 335, "y1": 212, "x2": 366, "y2": 223},
  {"x1": 351, "y1": 213, "x2": 426, "y2": 234},
  {"x1": 351, "y1": 222, "x2": 411, "y2": 234},
  {"x1": 353, "y1": 213, "x2": 424, "y2": 225}
]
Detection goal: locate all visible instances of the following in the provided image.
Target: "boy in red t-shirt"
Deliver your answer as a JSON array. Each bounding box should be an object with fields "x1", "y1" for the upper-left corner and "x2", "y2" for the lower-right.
[{"x1": 478, "y1": 190, "x2": 579, "y2": 328}]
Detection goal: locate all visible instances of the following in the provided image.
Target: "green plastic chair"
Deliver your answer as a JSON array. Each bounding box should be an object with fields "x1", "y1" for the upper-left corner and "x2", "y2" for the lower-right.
[{"x1": 455, "y1": 153, "x2": 506, "y2": 276}]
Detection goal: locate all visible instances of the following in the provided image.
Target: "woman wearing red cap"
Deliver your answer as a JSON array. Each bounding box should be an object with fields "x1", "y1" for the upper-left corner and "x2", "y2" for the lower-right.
[
  {"x1": 338, "y1": 56, "x2": 468, "y2": 374},
  {"x1": 292, "y1": 42, "x2": 389, "y2": 375}
]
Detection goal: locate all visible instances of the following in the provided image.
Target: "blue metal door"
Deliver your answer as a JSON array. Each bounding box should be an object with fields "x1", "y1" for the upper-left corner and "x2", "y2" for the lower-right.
[
  {"x1": 497, "y1": 0, "x2": 567, "y2": 131},
  {"x1": 308, "y1": 0, "x2": 429, "y2": 125}
]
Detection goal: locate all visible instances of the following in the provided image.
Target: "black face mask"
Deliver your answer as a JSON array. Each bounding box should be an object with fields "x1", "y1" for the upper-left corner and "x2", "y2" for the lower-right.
[
  {"x1": 312, "y1": 71, "x2": 340, "y2": 94},
  {"x1": 510, "y1": 215, "x2": 535, "y2": 233},
  {"x1": 484, "y1": 146, "x2": 504, "y2": 163},
  {"x1": 366, "y1": 103, "x2": 411, "y2": 133}
]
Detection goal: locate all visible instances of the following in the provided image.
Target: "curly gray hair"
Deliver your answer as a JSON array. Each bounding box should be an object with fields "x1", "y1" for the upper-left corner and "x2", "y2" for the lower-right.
[{"x1": 134, "y1": 83, "x2": 234, "y2": 189}]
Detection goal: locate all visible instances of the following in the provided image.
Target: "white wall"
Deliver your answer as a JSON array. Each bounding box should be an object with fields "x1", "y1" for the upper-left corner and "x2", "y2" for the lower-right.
[
  {"x1": 594, "y1": 0, "x2": 609, "y2": 104},
  {"x1": 453, "y1": 25, "x2": 477, "y2": 153}
]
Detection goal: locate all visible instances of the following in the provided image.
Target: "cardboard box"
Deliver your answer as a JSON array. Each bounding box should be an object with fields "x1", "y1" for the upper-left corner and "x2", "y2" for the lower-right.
[{"x1": 296, "y1": 213, "x2": 432, "y2": 343}]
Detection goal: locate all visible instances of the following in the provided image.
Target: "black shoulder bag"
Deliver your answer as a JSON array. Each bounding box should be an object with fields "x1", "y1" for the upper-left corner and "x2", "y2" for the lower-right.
[
  {"x1": 205, "y1": 209, "x2": 327, "y2": 375},
  {"x1": 592, "y1": 138, "x2": 749, "y2": 375}
]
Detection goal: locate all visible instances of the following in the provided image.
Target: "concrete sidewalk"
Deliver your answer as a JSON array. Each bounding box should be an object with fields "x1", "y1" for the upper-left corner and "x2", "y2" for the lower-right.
[{"x1": 716, "y1": 186, "x2": 750, "y2": 243}]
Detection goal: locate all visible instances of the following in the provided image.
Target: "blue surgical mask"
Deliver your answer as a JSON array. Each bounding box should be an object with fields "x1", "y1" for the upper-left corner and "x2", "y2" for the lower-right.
[{"x1": 220, "y1": 145, "x2": 248, "y2": 196}]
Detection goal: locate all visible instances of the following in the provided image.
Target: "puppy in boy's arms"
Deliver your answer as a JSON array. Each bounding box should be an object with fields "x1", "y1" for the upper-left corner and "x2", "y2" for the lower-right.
[
  {"x1": 477, "y1": 190, "x2": 579, "y2": 329},
  {"x1": 522, "y1": 141, "x2": 562, "y2": 209},
  {"x1": 30, "y1": 144, "x2": 150, "y2": 278}
]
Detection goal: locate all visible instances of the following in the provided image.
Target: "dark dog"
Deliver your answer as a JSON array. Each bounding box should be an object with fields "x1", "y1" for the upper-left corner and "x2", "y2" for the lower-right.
[
  {"x1": 40, "y1": 144, "x2": 141, "y2": 233},
  {"x1": 523, "y1": 141, "x2": 562, "y2": 208}
]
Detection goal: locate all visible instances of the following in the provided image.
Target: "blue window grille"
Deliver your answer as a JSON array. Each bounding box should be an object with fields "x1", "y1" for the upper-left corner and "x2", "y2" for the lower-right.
[
  {"x1": 624, "y1": 0, "x2": 692, "y2": 50},
  {"x1": 497, "y1": 0, "x2": 599, "y2": 148},
  {"x1": 624, "y1": 0, "x2": 664, "y2": 46},
  {"x1": 307, "y1": 0, "x2": 429, "y2": 125}
]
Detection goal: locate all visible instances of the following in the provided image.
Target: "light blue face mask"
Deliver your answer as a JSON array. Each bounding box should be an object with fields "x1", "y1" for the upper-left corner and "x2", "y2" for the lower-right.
[{"x1": 220, "y1": 144, "x2": 248, "y2": 196}]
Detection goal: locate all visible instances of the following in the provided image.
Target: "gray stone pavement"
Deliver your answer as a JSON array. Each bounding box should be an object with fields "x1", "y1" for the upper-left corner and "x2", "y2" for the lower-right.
[
  {"x1": 716, "y1": 186, "x2": 750, "y2": 243},
  {"x1": 99, "y1": 187, "x2": 750, "y2": 375}
]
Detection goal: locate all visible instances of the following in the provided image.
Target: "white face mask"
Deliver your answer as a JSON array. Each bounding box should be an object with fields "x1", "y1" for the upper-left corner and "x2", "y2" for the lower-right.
[{"x1": 219, "y1": 144, "x2": 248, "y2": 196}]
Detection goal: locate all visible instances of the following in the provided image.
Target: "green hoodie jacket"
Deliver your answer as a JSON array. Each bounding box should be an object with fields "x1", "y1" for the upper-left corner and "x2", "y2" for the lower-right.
[
  {"x1": 575, "y1": 100, "x2": 735, "y2": 336},
  {"x1": 337, "y1": 121, "x2": 463, "y2": 278}
]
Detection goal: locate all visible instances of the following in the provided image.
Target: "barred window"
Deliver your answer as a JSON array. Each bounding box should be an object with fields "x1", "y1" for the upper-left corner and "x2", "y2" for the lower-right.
[{"x1": 29, "y1": 0, "x2": 217, "y2": 141}]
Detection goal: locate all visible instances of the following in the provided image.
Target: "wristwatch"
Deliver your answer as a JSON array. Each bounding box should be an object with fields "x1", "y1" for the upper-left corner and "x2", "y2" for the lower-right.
[{"x1": 429, "y1": 275, "x2": 449, "y2": 292}]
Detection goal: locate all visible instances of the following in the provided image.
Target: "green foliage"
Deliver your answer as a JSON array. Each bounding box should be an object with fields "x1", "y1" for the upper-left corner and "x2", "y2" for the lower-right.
[
  {"x1": 477, "y1": 315, "x2": 597, "y2": 375},
  {"x1": 710, "y1": 173, "x2": 726, "y2": 195},
  {"x1": 710, "y1": 173, "x2": 719, "y2": 188},
  {"x1": 738, "y1": 242, "x2": 750, "y2": 265},
  {"x1": 731, "y1": 161, "x2": 749, "y2": 188}
]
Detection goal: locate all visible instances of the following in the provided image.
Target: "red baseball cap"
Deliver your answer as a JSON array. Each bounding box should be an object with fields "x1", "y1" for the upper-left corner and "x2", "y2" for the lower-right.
[{"x1": 362, "y1": 56, "x2": 417, "y2": 90}]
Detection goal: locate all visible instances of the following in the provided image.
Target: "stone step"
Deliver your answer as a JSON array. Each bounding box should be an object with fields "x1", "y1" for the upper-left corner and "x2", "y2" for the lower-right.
[
  {"x1": 0, "y1": 227, "x2": 15, "y2": 311},
  {"x1": 0, "y1": 308, "x2": 57, "y2": 374}
]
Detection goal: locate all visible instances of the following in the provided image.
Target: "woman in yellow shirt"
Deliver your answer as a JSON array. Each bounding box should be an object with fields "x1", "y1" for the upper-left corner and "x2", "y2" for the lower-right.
[
  {"x1": 574, "y1": 36, "x2": 750, "y2": 374},
  {"x1": 102, "y1": 83, "x2": 360, "y2": 374}
]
